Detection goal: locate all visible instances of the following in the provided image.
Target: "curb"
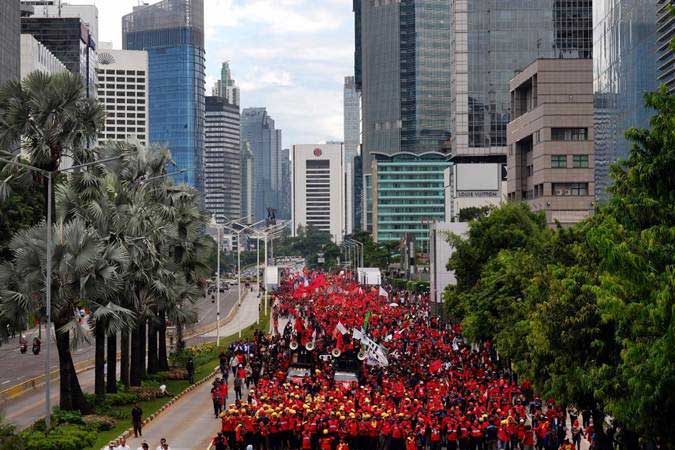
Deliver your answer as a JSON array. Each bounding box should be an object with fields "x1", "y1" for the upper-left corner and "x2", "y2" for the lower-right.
[
  {"x1": 116, "y1": 366, "x2": 220, "y2": 442},
  {"x1": 0, "y1": 292, "x2": 254, "y2": 402},
  {"x1": 0, "y1": 357, "x2": 100, "y2": 404}
]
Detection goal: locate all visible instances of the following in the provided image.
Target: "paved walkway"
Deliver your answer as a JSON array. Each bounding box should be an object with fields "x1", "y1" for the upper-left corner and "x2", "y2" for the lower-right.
[{"x1": 124, "y1": 290, "x2": 261, "y2": 449}]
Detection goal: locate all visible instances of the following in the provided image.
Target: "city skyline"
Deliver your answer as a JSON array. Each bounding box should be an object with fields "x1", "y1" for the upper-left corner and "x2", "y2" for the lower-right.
[{"x1": 61, "y1": 0, "x2": 354, "y2": 148}]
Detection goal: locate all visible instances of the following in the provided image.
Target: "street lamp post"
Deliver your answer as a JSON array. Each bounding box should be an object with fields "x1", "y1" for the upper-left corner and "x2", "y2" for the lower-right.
[
  {"x1": 0, "y1": 155, "x2": 122, "y2": 430},
  {"x1": 223, "y1": 219, "x2": 265, "y2": 338}
]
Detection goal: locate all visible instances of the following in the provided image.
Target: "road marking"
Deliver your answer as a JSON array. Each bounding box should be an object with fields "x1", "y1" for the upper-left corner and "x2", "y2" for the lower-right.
[{"x1": 1, "y1": 380, "x2": 10, "y2": 385}]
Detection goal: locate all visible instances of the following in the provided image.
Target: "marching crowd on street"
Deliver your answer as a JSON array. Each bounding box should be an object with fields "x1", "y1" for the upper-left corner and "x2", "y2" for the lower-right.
[{"x1": 205, "y1": 272, "x2": 595, "y2": 450}]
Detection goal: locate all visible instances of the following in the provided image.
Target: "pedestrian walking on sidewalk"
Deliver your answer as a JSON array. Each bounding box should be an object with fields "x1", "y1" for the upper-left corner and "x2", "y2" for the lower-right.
[
  {"x1": 156, "y1": 438, "x2": 171, "y2": 450},
  {"x1": 131, "y1": 403, "x2": 143, "y2": 438},
  {"x1": 135, "y1": 441, "x2": 149, "y2": 450}
]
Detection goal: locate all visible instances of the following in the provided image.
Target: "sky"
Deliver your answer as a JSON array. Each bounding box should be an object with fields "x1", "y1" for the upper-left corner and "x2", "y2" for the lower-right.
[{"x1": 66, "y1": 0, "x2": 355, "y2": 148}]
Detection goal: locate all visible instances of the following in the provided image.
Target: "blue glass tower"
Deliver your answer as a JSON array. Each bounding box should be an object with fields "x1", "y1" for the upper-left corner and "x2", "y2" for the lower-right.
[{"x1": 123, "y1": 0, "x2": 205, "y2": 191}]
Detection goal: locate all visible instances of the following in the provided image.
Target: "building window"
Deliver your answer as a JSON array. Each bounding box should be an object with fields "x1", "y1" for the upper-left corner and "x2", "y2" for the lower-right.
[
  {"x1": 573, "y1": 154, "x2": 589, "y2": 168},
  {"x1": 552, "y1": 183, "x2": 589, "y2": 196},
  {"x1": 551, "y1": 155, "x2": 567, "y2": 168},
  {"x1": 551, "y1": 127, "x2": 588, "y2": 141}
]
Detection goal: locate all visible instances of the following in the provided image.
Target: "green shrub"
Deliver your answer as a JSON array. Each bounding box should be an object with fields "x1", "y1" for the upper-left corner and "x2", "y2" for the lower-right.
[
  {"x1": 128, "y1": 386, "x2": 164, "y2": 401},
  {"x1": 51, "y1": 409, "x2": 85, "y2": 426},
  {"x1": 82, "y1": 415, "x2": 116, "y2": 432},
  {"x1": 103, "y1": 391, "x2": 138, "y2": 407},
  {"x1": 22, "y1": 425, "x2": 95, "y2": 450}
]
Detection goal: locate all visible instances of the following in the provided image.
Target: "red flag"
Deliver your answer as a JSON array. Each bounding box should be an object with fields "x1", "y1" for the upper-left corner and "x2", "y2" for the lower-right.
[{"x1": 430, "y1": 360, "x2": 442, "y2": 373}]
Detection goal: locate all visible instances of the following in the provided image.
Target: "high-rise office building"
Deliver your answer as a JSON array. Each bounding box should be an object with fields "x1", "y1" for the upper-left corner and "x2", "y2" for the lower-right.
[
  {"x1": 204, "y1": 96, "x2": 241, "y2": 224},
  {"x1": 122, "y1": 0, "x2": 206, "y2": 191},
  {"x1": 344, "y1": 76, "x2": 361, "y2": 164},
  {"x1": 212, "y1": 61, "x2": 240, "y2": 107},
  {"x1": 0, "y1": 1, "x2": 21, "y2": 86},
  {"x1": 280, "y1": 148, "x2": 292, "y2": 220},
  {"x1": 370, "y1": 152, "x2": 449, "y2": 248},
  {"x1": 241, "y1": 107, "x2": 282, "y2": 221},
  {"x1": 292, "y1": 144, "x2": 346, "y2": 244},
  {"x1": 507, "y1": 59, "x2": 595, "y2": 226},
  {"x1": 355, "y1": 0, "x2": 453, "y2": 170},
  {"x1": 344, "y1": 75, "x2": 361, "y2": 234},
  {"x1": 21, "y1": 1, "x2": 99, "y2": 43},
  {"x1": 449, "y1": 0, "x2": 592, "y2": 163},
  {"x1": 21, "y1": 16, "x2": 98, "y2": 97},
  {"x1": 240, "y1": 142, "x2": 255, "y2": 224},
  {"x1": 593, "y1": 0, "x2": 658, "y2": 199},
  {"x1": 95, "y1": 44, "x2": 148, "y2": 146},
  {"x1": 657, "y1": 0, "x2": 674, "y2": 92},
  {"x1": 20, "y1": 34, "x2": 67, "y2": 79}
]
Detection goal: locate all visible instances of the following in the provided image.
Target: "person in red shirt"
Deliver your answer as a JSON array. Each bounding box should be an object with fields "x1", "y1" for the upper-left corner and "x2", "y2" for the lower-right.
[{"x1": 320, "y1": 430, "x2": 333, "y2": 450}]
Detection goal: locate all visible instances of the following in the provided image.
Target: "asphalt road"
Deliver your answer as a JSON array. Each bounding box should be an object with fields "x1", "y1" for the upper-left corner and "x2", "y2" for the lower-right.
[{"x1": 0, "y1": 287, "x2": 240, "y2": 429}]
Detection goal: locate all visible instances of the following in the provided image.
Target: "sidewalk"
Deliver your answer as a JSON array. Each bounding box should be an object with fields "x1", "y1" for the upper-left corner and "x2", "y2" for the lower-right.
[{"x1": 124, "y1": 291, "x2": 261, "y2": 449}]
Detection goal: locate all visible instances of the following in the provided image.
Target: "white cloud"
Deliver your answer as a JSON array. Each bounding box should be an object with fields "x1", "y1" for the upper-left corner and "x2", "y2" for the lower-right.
[{"x1": 67, "y1": 0, "x2": 355, "y2": 146}]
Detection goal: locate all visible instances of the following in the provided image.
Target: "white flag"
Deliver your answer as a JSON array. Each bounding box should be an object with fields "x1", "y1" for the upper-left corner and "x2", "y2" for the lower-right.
[{"x1": 379, "y1": 287, "x2": 389, "y2": 298}]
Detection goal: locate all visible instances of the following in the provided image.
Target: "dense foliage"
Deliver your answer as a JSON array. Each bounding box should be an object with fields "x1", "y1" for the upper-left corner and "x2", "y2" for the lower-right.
[{"x1": 444, "y1": 85, "x2": 675, "y2": 448}]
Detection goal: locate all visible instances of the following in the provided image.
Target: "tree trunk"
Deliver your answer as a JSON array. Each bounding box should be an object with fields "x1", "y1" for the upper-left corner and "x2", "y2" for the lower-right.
[
  {"x1": 158, "y1": 310, "x2": 169, "y2": 371},
  {"x1": 106, "y1": 332, "x2": 117, "y2": 393},
  {"x1": 129, "y1": 319, "x2": 146, "y2": 386},
  {"x1": 55, "y1": 322, "x2": 91, "y2": 413},
  {"x1": 147, "y1": 314, "x2": 158, "y2": 374},
  {"x1": 176, "y1": 323, "x2": 185, "y2": 352},
  {"x1": 120, "y1": 330, "x2": 130, "y2": 386},
  {"x1": 94, "y1": 321, "x2": 106, "y2": 401}
]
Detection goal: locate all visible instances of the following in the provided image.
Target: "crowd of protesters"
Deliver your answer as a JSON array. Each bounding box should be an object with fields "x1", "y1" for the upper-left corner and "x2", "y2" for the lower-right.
[{"x1": 210, "y1": 272, "x2": 595, "y2": 450}]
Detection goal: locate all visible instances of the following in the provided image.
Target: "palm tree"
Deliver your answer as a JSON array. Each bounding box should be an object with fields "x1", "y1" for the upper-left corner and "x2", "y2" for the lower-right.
[
  {"x1": 0, "y1": 218, "x2": 128, "y2": 412},
  {"x1": 0, "y1": 72, "x2": 107, "y2": 409}
]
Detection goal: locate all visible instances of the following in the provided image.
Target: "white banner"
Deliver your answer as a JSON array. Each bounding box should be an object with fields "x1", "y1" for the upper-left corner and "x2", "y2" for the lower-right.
[{"x1": 352, "y1": 328, "x2": 389, "y2": 367}]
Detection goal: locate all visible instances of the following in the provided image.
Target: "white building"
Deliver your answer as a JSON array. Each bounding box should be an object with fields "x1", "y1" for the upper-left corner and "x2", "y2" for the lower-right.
[
  {"x1": 22, "y1": 1, "x2": 99, "y2": 43},
  {"x1": 292, "y1": 144, "x2": 345, "y2": 244},
  {"x1": 95, "y1": 43, "x2": 148, "y2": 146},
  {"x1": 429, "y1": 221, "x2": 469, "y2": 306},
  {"x1": 444, "y1": 163, "x2": 507, "y2": 222},
  {"x1": 20, "y1": 34, "x2": 67, "y2": 78}
]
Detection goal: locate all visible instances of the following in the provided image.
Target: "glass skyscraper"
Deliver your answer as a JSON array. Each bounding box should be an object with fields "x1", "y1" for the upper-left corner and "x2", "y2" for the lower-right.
[
  {"x1": 356, "y1": 0, "x2": 453, "y2": 170},
  {"x1": 450, "y1": 0, "x2": 592, "y2": 160},
  {"x1": 593, "y1": 0, "x2": 658, "y2": 199},
  {"x1": 241, "y1": 107, "x2": 282, "y2": 222},
  {"x1": 122, "y1": 0, "x2": 205, "y2": 191}
]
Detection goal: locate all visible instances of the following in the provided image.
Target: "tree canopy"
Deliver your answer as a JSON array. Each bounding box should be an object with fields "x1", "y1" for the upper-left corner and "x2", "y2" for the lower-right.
[{"x1": 444, "y1": 85, "x2": 675, "y2": 448}]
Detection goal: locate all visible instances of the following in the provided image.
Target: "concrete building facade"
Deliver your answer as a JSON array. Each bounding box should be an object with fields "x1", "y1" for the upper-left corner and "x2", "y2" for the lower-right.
[
  {"x1": 507, "y1": 59, "x2": 595, "y2": 226},
  {"x1": 444, "y1": 163, "x2": 506, "y2": 223},
  {"x1": 212, "y1": 61, "x2": 240, "y2": 106},
  {"x1": 0, "y1": 0, "x2": 21, "y2": 86},
  {"x1": 449, "y1": 0, "x2": 592, "y2": 163},
  {"x1": 292, "y1": 144, "x2": 345, "y2": 244},
  {"x1": 205, "y1": 96, "x2": 241, "y2": 224},
  {"x1": 95, "y1": 44, "x2": 148, "y2": 146},
  {"x1": 20, "y1": 33, "x2": 67, "y2": 79}
]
